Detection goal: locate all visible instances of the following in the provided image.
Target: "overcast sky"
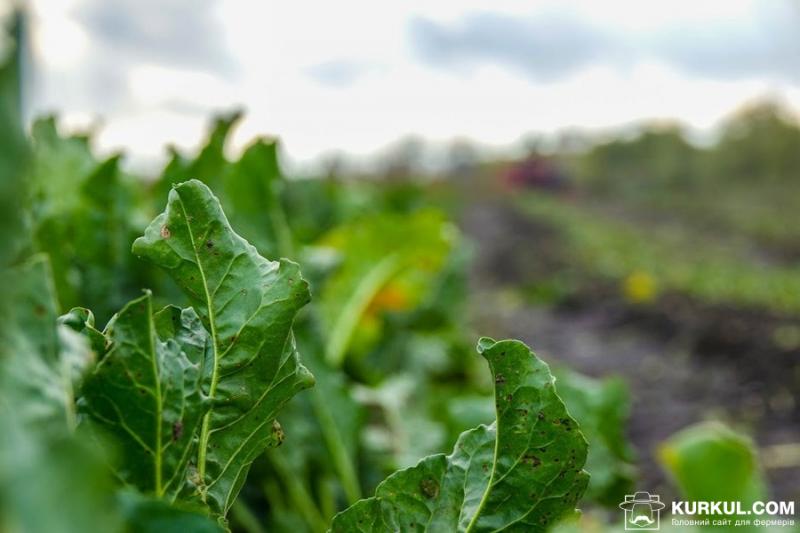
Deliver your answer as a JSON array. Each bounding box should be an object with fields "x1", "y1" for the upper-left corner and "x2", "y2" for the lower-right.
[{"x1": 27, "y1": 0, "x2": 800, "y2": 170}]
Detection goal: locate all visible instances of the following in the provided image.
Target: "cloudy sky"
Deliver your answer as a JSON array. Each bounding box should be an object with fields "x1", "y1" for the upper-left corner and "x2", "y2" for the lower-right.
[{"x1": 27, "y1": 0, "x2": 800, "y2": 169}]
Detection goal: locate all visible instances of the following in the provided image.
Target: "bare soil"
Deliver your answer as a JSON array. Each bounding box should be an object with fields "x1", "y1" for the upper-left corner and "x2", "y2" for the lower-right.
[{"x1": 461, "y1": 200, "x2": 800, "y2": 503}]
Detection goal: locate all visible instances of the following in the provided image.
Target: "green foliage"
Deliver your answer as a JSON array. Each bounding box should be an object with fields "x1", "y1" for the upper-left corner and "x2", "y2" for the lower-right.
[
  {"x1": 659, "y1": 423, "x2": 767, "y2": 533},
  {"x1": 0, "y1": 17, "x2": 683, "y2": 530},
  {"x1": 317, "y1": 210, "x2": 457, "y2": 369},
  {"x1": 28, "y1": 123, "x2": 153, "y2": 322},
  {"x1": 2, "y1": 256, "x2": 89, "y2": 431},
  {"x1": 118, "y1": 491, "x2": 225, "y2": 533},
  {"x1": 578, "y1": 126, "x2": 698, "y2": 192},
  {"x1": 153, "y1": 111, "x2": 242, "y2": 204},
  {"x1": 132, "y1": 180, "x2": 315, "y2": 515},
  {"x1": 331, "y1": 338, "x2": 589, "y2": 532},
  {"x1": 553, "y1": 370, "x2": 635, "y2": 506},
  {"x1": 659, "y1": 422, "x2": 765, "y2": 508},
  {"x1": 0, "y1": 13, "x2": 27, "y2": 266},
  {"x1": 225, "y1": 138, "x2": 294, "y2": 257},
  {"x1": 80, "y1": 293, "x2": 209, "y2": 499},
  {"x1": 713, "y1": 102, "x2": 800, "y2": 184},
  {"x1": 516, "y1": 193, "x2": 800, "y2": 313},
  {"x1": 0, "y1": 257, "x2": 219, "y2": 533},
  {"x1": 577, "y1": 102, "x2": 800, "y2": 194}
]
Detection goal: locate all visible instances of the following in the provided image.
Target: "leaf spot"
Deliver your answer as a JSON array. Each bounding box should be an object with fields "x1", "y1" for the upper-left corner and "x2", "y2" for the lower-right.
[
  {"x1": 172, "y1": 421, "x2": 184, "y2": 441},
  {"x1": 271, "y1": 420, "x2": 285, "y2": 446},
  {"x1": 420, "y1": 478, "x2": 439, "y2": 499},
  {"x1": 523, "y1": 454, "x2": 542, "y2": 467}
]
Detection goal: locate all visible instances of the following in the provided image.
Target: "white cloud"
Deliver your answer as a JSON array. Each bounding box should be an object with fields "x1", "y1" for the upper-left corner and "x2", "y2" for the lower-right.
[{"x1": 26, "y1": 0, "x2": 800, "y2": 170}]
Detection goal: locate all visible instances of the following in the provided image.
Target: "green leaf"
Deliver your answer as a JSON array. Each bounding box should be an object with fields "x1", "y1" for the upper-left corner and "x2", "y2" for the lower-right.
[
  {"x1": 30, "y1": 131, "x2": 150, "y2": 322},
  {"x1": 118, "y1": 491, "x2": 223, "y2": 533},
  {"x1": 59, "y1": 306, "x2": 108, "y2": 358},
  {"x1": 0, "y1": 425, "x2": 123, "y2": 533},
  {"x1": 0, "y1": 12, "x2": 28, "y2": 265},
  {"x1": 2, "y1": 255, "x2": 91, "y2": 431},
  {"x1": 659, "y1": 422, "x2": 765, "y2": 505},
  {"x1": 132, "y1": 179, "x2": 315, "y2": 515},
  {"x1": 659, "y1": 423, "x2": 765, "y2": 533},
  {"x1": 30, "y1": 115, "x2": 96, "y2": 216},
  {"x1": 553, "y1": 369, "x2": 636, "y2": 506},
  {"x1": 1, "y1": 255, "x2": 121, "y2": 533},
  {"x1": 224, "y1": 138, "x2": 294, "y2": 258},
  {"x1": 72, "y1": 154, "x2": 146, "y2": 322},
  {"x1": 152, "y1": 111, "x2": 241, "y2": 205},
  {"x1": 331, "y1": 338, "x2": 589, "y2": 532},
  {"x1": 80, "y1": 292, "x2": 209, "y2": 499},
  {"x1": 318, "y1": 210, "x2": 456, "y2": 367},
  {"x1": 266, "y1": 323, "x2": 367, "y2": 520}
]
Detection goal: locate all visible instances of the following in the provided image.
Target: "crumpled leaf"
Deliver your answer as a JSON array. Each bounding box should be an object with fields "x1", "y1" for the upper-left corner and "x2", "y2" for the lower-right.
[
  {"x1": 132, "y1": 179, "x2": 315, "y2": 515},
  {"x1": 331, "y1": 338, "x2": 589, "y2": 532},
  {"x1": 59, "y1": 306, "x2": 107, "y2": 359},
  {"x1": 80, "y1": 292, "x2": 209, "y2": 499}
]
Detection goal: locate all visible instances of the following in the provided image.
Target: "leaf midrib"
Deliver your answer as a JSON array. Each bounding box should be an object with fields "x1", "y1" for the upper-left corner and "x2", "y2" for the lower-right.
[{"x1": 464, "y1": 377, "x2": 501, "y2": 533}]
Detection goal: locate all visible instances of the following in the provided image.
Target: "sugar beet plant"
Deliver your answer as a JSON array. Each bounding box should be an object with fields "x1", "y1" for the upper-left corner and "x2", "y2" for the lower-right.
[
  {"x1": 83, "y1": 180, "x2": 315, "y2": 515},
  {"x1": 0, "y1": 23, "x2": 592, "y2": 532},
  {"x1": 3, "y1": 184, "x2": 591, "y2": 532}
]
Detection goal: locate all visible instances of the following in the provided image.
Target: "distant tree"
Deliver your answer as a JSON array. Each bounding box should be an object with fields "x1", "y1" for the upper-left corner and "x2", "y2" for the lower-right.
[
  {"x1": 446, "y1": 138, "x2": 480, "y2": 176},
  {"x1": 578, "y1": 125, "x2": 699, "y2": 193},
  {"x1": 712, "y1": 101, "x2": 800, "y2": 183},
  {"x1": 382, "y1": 135, "x2": 426, "y2": 180}
]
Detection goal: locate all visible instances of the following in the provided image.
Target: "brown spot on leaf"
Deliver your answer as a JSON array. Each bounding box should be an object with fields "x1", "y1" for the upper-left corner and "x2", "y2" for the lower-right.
[
  {"x1": 420, "y1": 478, "x2": 439, "y2": 499},
  {"x1": 161, "y1": 225, "x2": 171, "y2": 239},
  {"x1": 523, "y1": 454, "x2": 542, "y2": 467},
  {"x1": 172, "y1": 421, "x2": 183, "y2": 441},
  {"x1": 271, "y1": 420, "x2": 285, "y2": 446}
]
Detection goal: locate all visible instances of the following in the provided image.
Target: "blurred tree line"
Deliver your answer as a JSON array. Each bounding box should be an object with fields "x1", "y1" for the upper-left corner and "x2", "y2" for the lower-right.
[{"x1": 572, "y1": 101, "x2": 800, "y2": 194}]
